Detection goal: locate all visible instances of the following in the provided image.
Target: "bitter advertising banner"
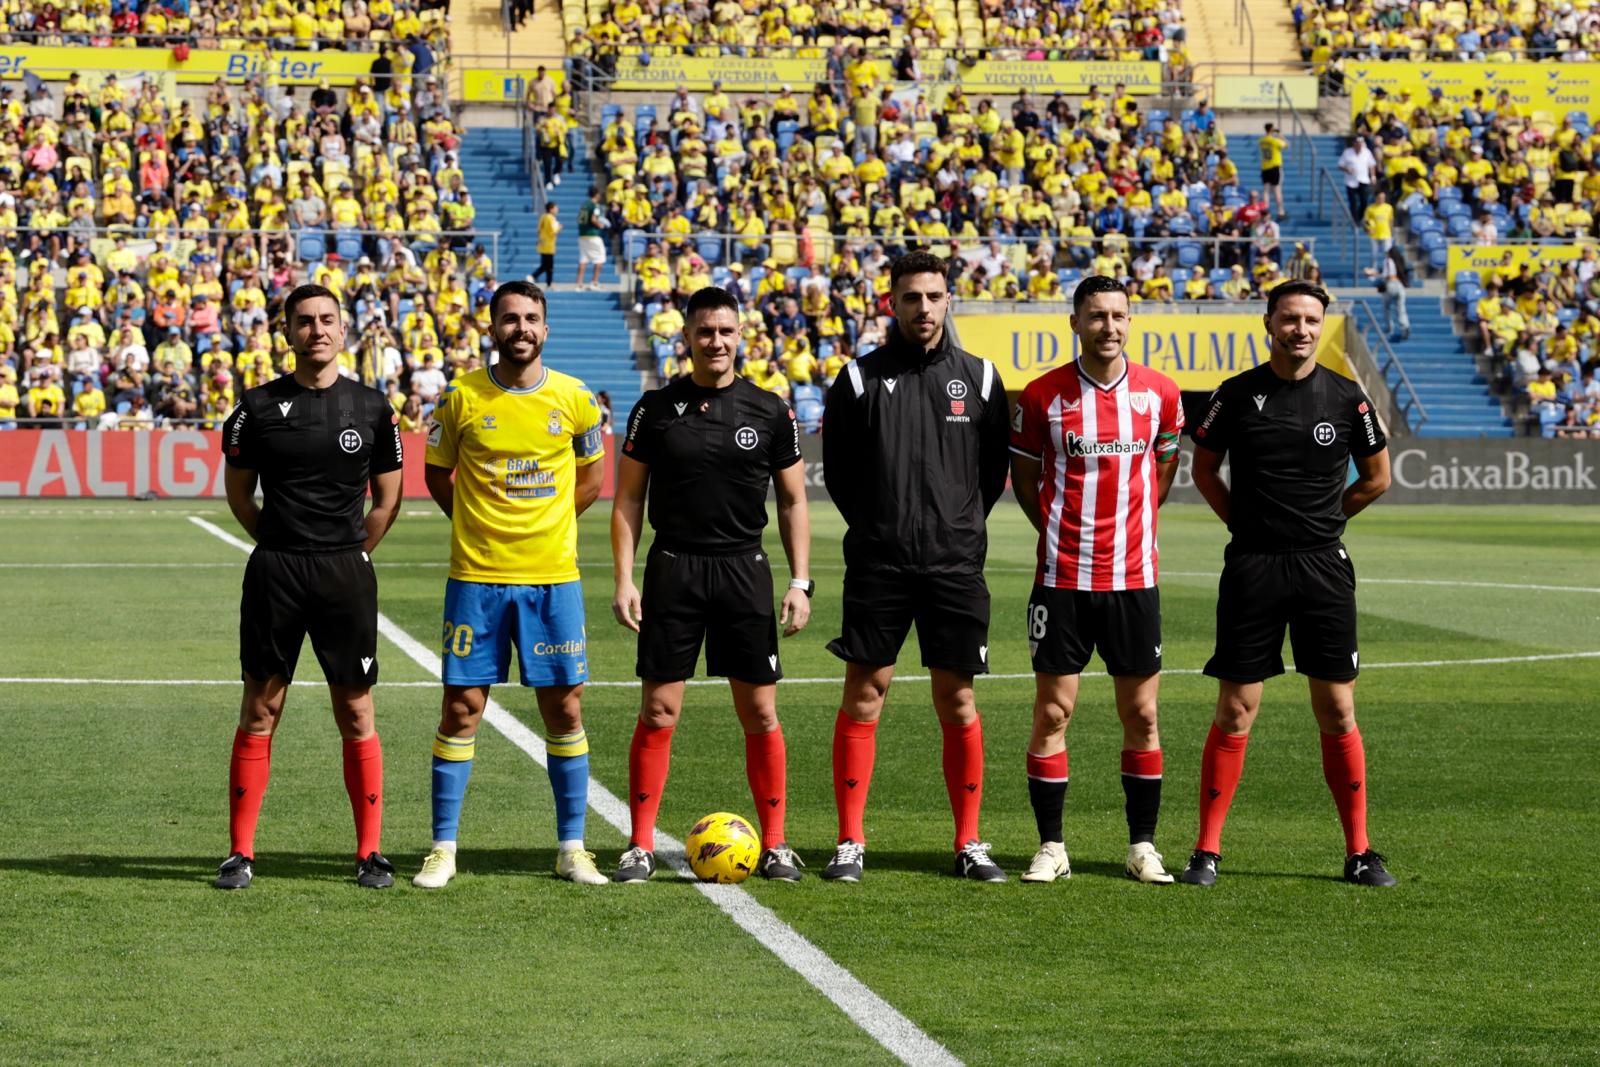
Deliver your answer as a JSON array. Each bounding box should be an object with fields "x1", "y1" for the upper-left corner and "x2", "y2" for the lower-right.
[
  {"x1": 0, "y1": 44, "x2": 380, "y2": 85},
  {"x1": 955, "y1": 312, "x2": 1351, "y2": 392},
  {"x1": 1346, "y1": 61, "x2": 1600, "y2": 118}
]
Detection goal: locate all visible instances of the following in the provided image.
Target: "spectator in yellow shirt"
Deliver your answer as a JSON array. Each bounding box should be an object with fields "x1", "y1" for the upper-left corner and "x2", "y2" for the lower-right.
[
  {"x1": 1363, "y1": 190, "x2": 1394, "y2": 262},
  {"x1": 535, "y1": 202, "x2": 560, "y2": 285}
]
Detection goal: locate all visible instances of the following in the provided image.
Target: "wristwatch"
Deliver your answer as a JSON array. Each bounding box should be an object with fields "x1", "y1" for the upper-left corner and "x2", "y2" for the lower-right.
[{"x1": 789, "y1": 578, "x2": 815, "y2": 598}]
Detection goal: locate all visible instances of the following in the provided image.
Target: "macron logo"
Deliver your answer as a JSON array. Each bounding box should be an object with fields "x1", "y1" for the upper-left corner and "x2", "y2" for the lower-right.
[
  {"x1": 883, "y1": 378, "x2": 897, "y2": 394},
  {"x1": 361, "y1": 657, "x2": 374, "y2": 672},
  {"x1": 674, "y1": 402, "x2": 687, "y2": 416},
  {"x1": 768, "y1": 655, "x2": 778, "y2": 670},
  {"x1": 278, "y1": 401, "x2": 294, "y2": 417},
  {"x1": 979, "y1": 645, "x2": 988, "y2": 663},
  {"x1": 1252, "y1": 395, "x2": 1267, "y2": 411}
]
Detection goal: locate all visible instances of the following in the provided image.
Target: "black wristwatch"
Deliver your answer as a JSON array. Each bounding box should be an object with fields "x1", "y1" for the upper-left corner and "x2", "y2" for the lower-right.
[{"x1": 788, "y1": 578, "x2": 815, "y2": 598}]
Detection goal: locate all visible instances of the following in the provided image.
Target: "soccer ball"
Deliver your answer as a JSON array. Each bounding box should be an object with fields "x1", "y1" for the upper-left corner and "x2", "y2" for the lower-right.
[{"x1": 685, "y1": 811, "x2": 760, "y2": 884}]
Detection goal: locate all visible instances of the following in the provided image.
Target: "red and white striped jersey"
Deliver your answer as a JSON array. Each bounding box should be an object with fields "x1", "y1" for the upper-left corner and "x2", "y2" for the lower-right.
[{"x1": 1010, "y1": 361, "x2": 1184, "y2": 591}]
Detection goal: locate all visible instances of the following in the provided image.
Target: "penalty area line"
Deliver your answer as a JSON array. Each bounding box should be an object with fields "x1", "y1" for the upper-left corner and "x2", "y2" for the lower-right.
[
  {"x1": 12, "y1": 649, "x2": 1600, "y2": 691},
  {"x1": 185, "y1": 515, "x2": 962, "y2": 1067}
]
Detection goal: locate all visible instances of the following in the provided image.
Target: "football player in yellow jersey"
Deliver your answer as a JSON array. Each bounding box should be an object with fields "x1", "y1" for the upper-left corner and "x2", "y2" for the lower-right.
[{"x1": 415, "y1": 281, "x2": 609, "y2": 889}]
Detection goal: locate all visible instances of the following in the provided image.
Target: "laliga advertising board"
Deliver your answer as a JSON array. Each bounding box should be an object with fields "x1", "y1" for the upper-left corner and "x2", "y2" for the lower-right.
[
  {"x1": 0, "y1": 430, "x2": 619, "y2": 499},
  {"x1": 957, "y1": 312, "x2": 1353, "y2": 392}
]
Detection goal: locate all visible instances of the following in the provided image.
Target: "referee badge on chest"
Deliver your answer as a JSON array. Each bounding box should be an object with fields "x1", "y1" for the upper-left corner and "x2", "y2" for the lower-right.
[{"x1": 547, "y1": 410, "x2": 564, "y2": 436}]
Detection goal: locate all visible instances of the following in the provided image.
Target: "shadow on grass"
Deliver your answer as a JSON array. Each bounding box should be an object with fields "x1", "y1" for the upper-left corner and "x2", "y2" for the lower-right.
[{"x1": 0, "y1": 848, "x2": 576, "y2": 883}]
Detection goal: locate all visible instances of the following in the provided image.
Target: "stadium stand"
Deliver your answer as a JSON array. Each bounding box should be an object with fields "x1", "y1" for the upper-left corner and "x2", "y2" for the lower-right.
[
  {"x1": 1, "y1": 0, "x2": 450, "y2": 51},
  {"x1": 0, "y1": 21, "x2": 544, "y2": 431}
]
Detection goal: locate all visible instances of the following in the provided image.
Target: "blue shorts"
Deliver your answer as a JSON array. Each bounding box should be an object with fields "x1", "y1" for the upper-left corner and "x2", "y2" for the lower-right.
[{"x1": 441, "y1": 579, "x2": 588, "y2": 688}]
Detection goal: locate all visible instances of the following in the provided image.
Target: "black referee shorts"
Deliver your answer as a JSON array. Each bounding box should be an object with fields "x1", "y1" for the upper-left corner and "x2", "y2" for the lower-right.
[
  {"x1": 1204, "y1": 544, "x2": 1359, "y2": 684},
  {"x1": 827, "y1": 567, "x2": 991, "y2": 675},
  {"x1": 637, "y1": 544, "x2": 781, "y2": 684},
  {"x1": 1027, "y1": 584, "x2": 1162, "y2": 678},
  {"x1": 240, "y1": 547, "x2": 379, "y2": 687}
]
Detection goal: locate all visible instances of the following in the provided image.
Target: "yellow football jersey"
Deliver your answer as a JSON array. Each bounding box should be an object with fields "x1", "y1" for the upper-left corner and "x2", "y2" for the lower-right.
[{"x1": 425, "y1": 364, "x2": 604, "y2": 584}]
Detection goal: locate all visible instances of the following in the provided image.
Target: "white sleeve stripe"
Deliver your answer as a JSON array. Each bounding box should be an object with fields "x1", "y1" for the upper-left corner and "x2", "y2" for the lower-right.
[
  {"x1": 846, "y1": 360, "x2": 864, "y2": 396},
  {"x1": 979, "y1": 359, "x2": 994, "y2": 401},
  {"x1": 1008, "y1": 445, "x2": 1041, "y2": 460}
]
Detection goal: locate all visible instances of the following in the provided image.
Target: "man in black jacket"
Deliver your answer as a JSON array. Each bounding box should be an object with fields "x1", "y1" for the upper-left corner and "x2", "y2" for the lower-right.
[{"x1": 819, "y1": 251, "x2": 1012, "y2": 883}]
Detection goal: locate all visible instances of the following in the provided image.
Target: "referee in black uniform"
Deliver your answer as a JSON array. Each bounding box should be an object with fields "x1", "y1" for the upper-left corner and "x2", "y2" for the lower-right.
[
  {"x1": 214, "y1": 283, "x2": 405, "y2": 891},
  {"x1": 1180, "y1": 279, "x2": 1397, "y2": 888},
  {"x1": 610, "y1": 286, "x2": 812, "y2": 883}
]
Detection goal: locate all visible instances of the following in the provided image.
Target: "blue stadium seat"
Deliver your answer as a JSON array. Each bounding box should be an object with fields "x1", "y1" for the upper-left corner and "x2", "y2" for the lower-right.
[
  {"x1": 1456, "y1": 283, "x2": 1483, "y2": 308},
  {"x1": 696, "y1": 236, "x2": 722, "y2": 264},
  {"x1": 634, "y1": 104, "x2": 656, "y2": 125},
  {"x1": 296, "y1": 232, "x2": 326, "y2": 262},
  {"x1": 644, "y1": 301, "x2": 664, "y2": 321},
  {"x1": 1177, "y1": 240, "x2": 1202, "y2": 268},
  {"x1": 1567, "y1": 110, "x2": 1592, "y2": 130},
  {"x1": 1428, "y1": 246, "x2": 1448, "y2": 271},
  {"x1": 712, "y1": 266, "x2": 732, "y2": 287},
  {"x1": 653, "y1": 339, "x2": 674, "y2": 360},
  {"x1": 1440, "y1": 199, "x2": 1471, "y2": 218},
  {"x1": 1446, "y1": 216, "x2": 1473, "y2": 238},
  {"x1": 1057, "y1": 267, "x2": 1081, "y2": 285},
  {"x1": 785, "y1": 266, "x2": 809, "y2": 285},
  {"x1": 1419, "y1": 231, "x2": 1447, "y2": 252},
  {"x1": 1436, "y1": 185, "x2": 1462, "y2": 200},
  {"x1": 1558, "y1": 306, "x2": 1580, "y2": 327},
  {"x1": 793, "y1": 384, "x2": 823, "y2": 404},
  {"x1": 796, "y1": 398, "x2": 823, "y2": 432},
  {"x1": 1171, "y1": 267, "x2": 1191, "y2": 284},
  {"x1": 1209, "y1": 267, "x2": 1231, "y2": 286},
  {"x1": 623, "y1": 228, "x2": 647, "y2": 262},
  {"x1": 1454, "y1": 269, "x2": 1481, "y2": 289},
  {"x1": 335, "y1": 232, "x2": 364, "y2": 261},
  {"x1": 817, "y1": 341, "x2": 834, "y2": 359},
  {"x1": 1411, "y1": 214, "x2": 1443, "y2": 236},
  {"x1": 749, "y1": 264, "x2": 768, "y2": 285},
  {"x1": 1146, "y1": 108, "x2": 1169, "y2": 126}
]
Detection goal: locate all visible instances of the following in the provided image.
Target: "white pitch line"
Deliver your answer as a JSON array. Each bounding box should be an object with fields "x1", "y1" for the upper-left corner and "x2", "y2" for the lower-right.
[
  {"x1": 1162, "y1": 570, "x2": 1600, "y2": 595},
  {"x1": 186, "y1": 514, "x2": 962, "y2": 1067},
  {"x1": 12, "y1": 649, "x2": 1600, "y2": 691}
]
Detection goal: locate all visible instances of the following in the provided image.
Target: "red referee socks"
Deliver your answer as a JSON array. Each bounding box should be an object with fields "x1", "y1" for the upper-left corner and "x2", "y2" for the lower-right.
[
  {"x1": 228, "y1": 728, "x2": 273, "y2": 859},
  {"x1": 627, "y1": 720, "x2": 675, "y2": 852},
  {"x1": 744, "y1": 726, "x2": 787, "y2": 848},
  {"x1": 341, "y1": 734, "x2": 384, "y2": 859},
  {"x1": 1320, "y1": 727, "x2": 1370, "y2": 856},
  {"x1": 941, "y1": 716, "x2": 985, "y2": 851},
  {"x1": 832, "y1": 711, "x2": 877, "y2": 844},
  {"x1": 1196, "y1": 724, "x2": 1249, "y2": 855}
]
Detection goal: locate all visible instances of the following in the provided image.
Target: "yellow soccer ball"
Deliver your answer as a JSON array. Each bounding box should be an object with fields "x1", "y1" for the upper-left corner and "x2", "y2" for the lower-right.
[{"x1": 685, "y1": 811, "x2": 761, "y2": 884}]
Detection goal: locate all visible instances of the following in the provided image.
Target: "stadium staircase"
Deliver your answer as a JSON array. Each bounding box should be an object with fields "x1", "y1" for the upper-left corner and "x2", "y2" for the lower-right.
[
  {"x1": 459, "y1": 127, "x2": 646, "y2": 421},
  {"x1": 1230, "y1": 134, "x2": 1514, "y2": 436}
]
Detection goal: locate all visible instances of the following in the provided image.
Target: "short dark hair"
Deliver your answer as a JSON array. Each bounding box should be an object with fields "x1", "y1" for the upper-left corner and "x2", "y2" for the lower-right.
[
  {"x1": 1266, "y1": 280, "x2": 1331, "y2": 316},
  {"x1": 889, "y1": 250, "x2": 948, "y2": 290},
  {"x1": 490, "y1": 280, "x2": 547, "y2": 321},
  {"x1": 685, "y1": 285, "x2": 740, "y2": 322},
  {"x1": 283, "y1": 283, "x2": 339, "y2": 324},
  {"x1": 1072, "y1": 273, "x2": 1128, "y2": 313}
]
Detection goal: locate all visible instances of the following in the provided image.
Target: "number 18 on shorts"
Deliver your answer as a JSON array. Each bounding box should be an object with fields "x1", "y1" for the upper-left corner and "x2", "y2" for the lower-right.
[{"x1": 1027, "y1": 585, "x2": 1163, "y2": 678}]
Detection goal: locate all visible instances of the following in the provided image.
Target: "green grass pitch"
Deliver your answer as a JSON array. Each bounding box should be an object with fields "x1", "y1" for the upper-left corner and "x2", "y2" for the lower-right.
[{"x1": 1, "y1": 498, "x2": 1596, "y2": 1065}]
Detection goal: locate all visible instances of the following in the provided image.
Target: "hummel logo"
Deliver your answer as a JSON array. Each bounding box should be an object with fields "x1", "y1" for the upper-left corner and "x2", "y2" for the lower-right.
[
  {"x1": 361, "y1": 657, "x2": 374, "y2": 672},
  {"x1": 1208, "y1": 788, "x2": 1221, "y2": 799},
  {"x1": 236, "y1": 787, "x2": 246, "y2": 798},
  {"x1": 767, "y1": 797, "x2": 779, "y2": 807},
  {"x1": 278, "y1": 401, "x2": 293, "y2": 416},
  {"x1": 964, "y1": 783, "x2": 977, "y2": 793},
  {"x1": 366, "y1": 793, "x2": 378, "y2": 805},
  {"x1": 1350, "y1": 781, "x2": 1362, "y2": 792},
  {"x1": 1154, "y1": 644, "x2": 1162, "y2": 657},
  {"x1": 883, "y1": 378, "x2": 897, "y2": 393},
  {"x1": 637, "y1": 792, "x2": 649, "y2": 802},
  {"x1": 768, "y1": 654, "x2": 778, "y2": 670},
  {"x1": 674, "y1": 402, "x2": 687, "y2": 415},
  {"x1": 979, "y1": 645, "x2": 988, "y2": 663},
  {"x1": 846, "y1": 778, "x2": 859, "y2": 789},
  {"x1": 1252, "y1": 394, "x2": 1267, "y2": 411}
]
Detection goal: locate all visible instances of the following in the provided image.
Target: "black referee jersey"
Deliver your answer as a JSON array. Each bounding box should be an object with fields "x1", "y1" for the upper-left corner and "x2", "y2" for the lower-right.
[
  {"x1": 620, "y1": 375, "x2": 801, "y2": 552},
  {"x1": 222, "y1": 374, "x2": 404, "y2": 551},
  {"x1": 1192, "y1": 362, "x2": 1386, "y2": 551}
]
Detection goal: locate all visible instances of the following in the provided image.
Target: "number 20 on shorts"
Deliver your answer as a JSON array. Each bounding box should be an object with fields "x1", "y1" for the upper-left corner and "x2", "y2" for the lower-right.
[{"x1": 442, "y1": 621, "x2": 474, "y2": 658}]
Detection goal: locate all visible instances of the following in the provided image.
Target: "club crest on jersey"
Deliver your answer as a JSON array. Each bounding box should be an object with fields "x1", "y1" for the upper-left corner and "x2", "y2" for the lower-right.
[
  {"x1": 946, "y1": 379, "x2": 968, "y2": 400},
  {"x1": 548, "y1": 410, "x2": 563, "y2": 436},
  {"x1": 951, "y1": 399, "x2": 966, "y2": 416},
  {"x1": 1129, "y1": 391, "x2": 1149, "y2": 415},
  {"x1": 338, "y1": 428, "x2": 362, "y2": 453},
  {"x1": 734, "y1": 426, "x2": 759, "y2": 450},
  {"x1": 1312, "y1": 421, "x2": 1337, "y2": 446}
]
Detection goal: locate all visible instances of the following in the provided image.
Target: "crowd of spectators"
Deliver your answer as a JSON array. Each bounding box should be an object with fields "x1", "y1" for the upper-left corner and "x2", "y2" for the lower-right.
[
  {"x1": 0, "y1": 0, "x2": 449, "y2": 52},
  {"x1": 1294, "y1": 0, "x2": 1600, "y2": 80},
  {"x1": 571, "y1": 0, "x2": 1189, "y2": 72},
  {"x1": 0, "y1": 46, "x2": 520, "y2": 432},
  {"x1": 588, "y1": 82, "x2": 1312, "y2": 403}
]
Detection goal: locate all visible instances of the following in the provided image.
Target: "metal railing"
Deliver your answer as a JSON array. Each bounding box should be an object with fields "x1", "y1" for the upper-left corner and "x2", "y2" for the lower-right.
[
  {"x1": 1234, "y1": 0, "x2": 1256, "y2": 74},
  {"x1": 1312, "y1": 165, "x2": 1366, "y2": 285},
  {"x1": 15, "y1": 224, "x2": 503, "y2": 273},
  {"x1": 1276, "y1": 78, "x2": 1320, "y2": 185},
  {"x1": 1347, "y1": 297, "x2": 1428, "y2": 434}
]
